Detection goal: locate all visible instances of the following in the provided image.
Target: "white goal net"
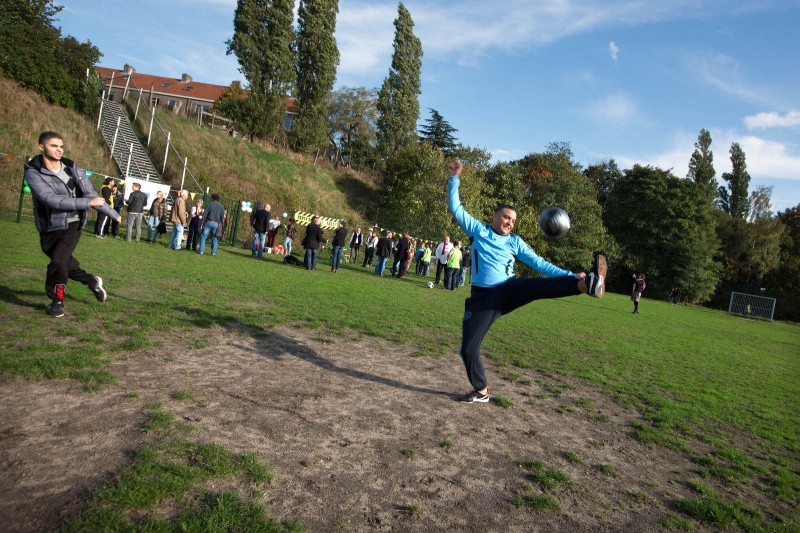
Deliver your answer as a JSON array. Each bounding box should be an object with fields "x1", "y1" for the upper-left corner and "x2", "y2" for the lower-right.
[{"x1": 727, "y1": 292, "x2": 777, "y2": 321}]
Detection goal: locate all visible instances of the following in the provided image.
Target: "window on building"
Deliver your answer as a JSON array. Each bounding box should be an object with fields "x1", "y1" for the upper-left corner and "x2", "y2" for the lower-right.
[
  {"x1": 182, "y1": 86, "x2": 194, "y2": 91},
  {"x1": 160, "y1": 83, "x2": 170, "y2": 87}
]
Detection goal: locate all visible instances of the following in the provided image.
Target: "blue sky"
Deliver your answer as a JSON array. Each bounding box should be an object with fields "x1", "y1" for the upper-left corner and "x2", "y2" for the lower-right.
[{"x1": 57, "y1": 0, "x2": 800, "y2": 212}]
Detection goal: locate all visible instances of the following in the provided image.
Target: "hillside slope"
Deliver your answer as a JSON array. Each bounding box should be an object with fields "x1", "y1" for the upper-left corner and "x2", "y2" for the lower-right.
[{"x1": 0, "y1": 76, "x2": 379, "y2": 227}]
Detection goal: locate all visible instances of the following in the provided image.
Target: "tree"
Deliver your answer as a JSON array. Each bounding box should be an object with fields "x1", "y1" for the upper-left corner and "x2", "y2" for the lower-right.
[
  {"x1": 516, "y1": 144, "x2": 610, "y2": 274},
  {"x1": 226, "y1": 0, "x2": 295, "y2": 140},
  {"x1": 717, "y1": 142, "x2": 750, "y2": 220},
  {"x1": 293, "y1": 0, "x2": 340, "y2": 153},
  {"x1": 376, "y1": 2, "x2": 423, "y2": 160},
  {"x1": 765, "y1": 204, "x2": 800, "y2": 320},
  {"x1": 687, "y1": 128, "x2": 717, "y2": 203},
  {"x1": 0, "y1": 0, "x2": 102, "y2": 113},
  {"x1": 326, "y1": 86, "x2": 378, "y2": 170},
  {"x1": 583, "y1": 158, "x2": 623, "y2": 214},
  {"x1": 419, "y1": 108, "x2": 458, "y2": 155},
  {"x1": 605, "y1": 165, "x2": 720, "y2": 302}
]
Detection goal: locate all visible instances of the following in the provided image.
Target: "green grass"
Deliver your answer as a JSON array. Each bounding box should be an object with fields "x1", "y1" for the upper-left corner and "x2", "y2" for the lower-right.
[
  {"x1": 1, "y1": 220, "x2": 799, "y2": 527},
  {"x1": 62, "y1": 403, "x2": 298, "y2": 532}
]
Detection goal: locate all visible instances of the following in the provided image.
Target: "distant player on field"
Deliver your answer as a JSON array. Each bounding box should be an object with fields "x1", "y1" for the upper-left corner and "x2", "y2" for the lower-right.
[{"x1": 446, "y1": 160, "x2": 607, "y2": 403}]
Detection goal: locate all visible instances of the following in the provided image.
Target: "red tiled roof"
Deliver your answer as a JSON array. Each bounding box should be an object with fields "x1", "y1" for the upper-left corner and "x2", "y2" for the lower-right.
[{"x1": 95, "y1": 66, "x2": 297, "y2": 112}]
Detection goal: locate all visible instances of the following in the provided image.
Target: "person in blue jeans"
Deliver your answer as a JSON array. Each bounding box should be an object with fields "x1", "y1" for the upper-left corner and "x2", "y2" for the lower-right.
[
  {"x1": 198, "y1": 194, "x2": 225, "y2": 256},
  {"x1": 374, "y1": 230, "x2": 393, "y2": 276},
  {"x1": 250, "y1": 202, "x2": 270, "y2": 257},
  {"x1": 331, "y1": 220, "x2": 347, "y2": 272}
]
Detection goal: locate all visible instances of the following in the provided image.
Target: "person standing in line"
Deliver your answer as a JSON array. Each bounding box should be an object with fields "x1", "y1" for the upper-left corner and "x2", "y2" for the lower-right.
[
  {"x1": 349, "y1": 227, "x2": 363, "y2": 264},
  {"x1": 109, "y1": 184, "x2": 124, "y2": 238},
  {"x1": 25, "y1": 131, "x2": 120, "y2": 317},
  {"x1": 186, "y1": 199, "x2": 204, "y2": 251},
  {"x1": 93, "y1": 177, "x2": 115, "y2": 238},
  {"x1": 331, "y1": 220, "x2": 348, "y2": 272},
  {"x1": 374, "y1": 230, "x2": 393, "y2": 276},
  {"x1": 446, "y1": 160, "x2": 606, "y2": 403},
  {"x1": 459, "y1": 245, "x2": 471, "y2": 286},
  {"x1": 267, "y1": 215, "x2": 281, "y2": 248},
  {"x1": 444, "y1": 240, "x2": 463, "y2": 290},
  {"x1": 146, "y1": 190, "x2": 167, "y2": 243},
  {"x1": 434, "y1": 236, "x2": 453, "y2": 286},
  {"x1": 303, "y1": 216, "x2": 326, "y2": 270},
  {"x1": 198, "y1": 194, "x2": 225, "y2": 256},
  {"x1": 362, "y1": 228, "x2": 378, "y2": 268},
  {"x1": 168, "y1": 189, "x2": 189, "y2": 250},
  {"x1": 631, "y1": 273, "x2": 646, "y2": 314},
  {"x1": 420, "y1": 242, "x2": 432, "y2": 277},
  {"x1": 284, "y1": 218, "x2": 297, "y2": 255},
  {"x1": 391, "y1": 232, "x2": 411, "y2": 278},
  {"x1": 250, "y1": 202, "x2": 270, "y2": 257},
  {"x1": 125, "y1": 182, "x2": 148, "y2": 242}
]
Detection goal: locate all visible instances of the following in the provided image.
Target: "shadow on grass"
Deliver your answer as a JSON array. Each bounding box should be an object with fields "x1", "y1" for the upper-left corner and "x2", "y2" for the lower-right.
[
  {"x1": 0, "y1": 285, "x2": 50, "y2": 311},
  {"x1": 174, "y1": 306, "x2": 448, "y2": 397}
]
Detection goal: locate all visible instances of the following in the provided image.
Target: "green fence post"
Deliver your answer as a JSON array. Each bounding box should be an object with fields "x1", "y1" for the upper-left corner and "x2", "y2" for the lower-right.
[{"x1": 17, "y1": 156, "x2": 30, "y2": 223}]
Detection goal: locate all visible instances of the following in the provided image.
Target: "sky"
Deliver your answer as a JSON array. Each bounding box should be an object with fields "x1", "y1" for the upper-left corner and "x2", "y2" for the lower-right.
[{"x1": 57, "y1": 0, "x2": 800, "y2": 212}]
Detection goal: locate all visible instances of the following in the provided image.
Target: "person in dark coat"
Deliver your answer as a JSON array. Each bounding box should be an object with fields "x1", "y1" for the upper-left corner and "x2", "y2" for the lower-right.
[{"x1": 303, "y1": 216, "x2": 326, "y2": 270}]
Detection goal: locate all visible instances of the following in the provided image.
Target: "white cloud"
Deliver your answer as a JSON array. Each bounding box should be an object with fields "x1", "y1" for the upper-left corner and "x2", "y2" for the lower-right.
[
  {"x1": 745, "y1": 110, "x2": 800, "y2": 130},
  {"x1": 685, "y1": 49, "x2": 767, "y2": 104},
  {"x1": 609, "y1": 41, "x2": 619, "y2": 61},
  {"x1": 584, "y1": 91, "x2": 640, "y2": 125}
]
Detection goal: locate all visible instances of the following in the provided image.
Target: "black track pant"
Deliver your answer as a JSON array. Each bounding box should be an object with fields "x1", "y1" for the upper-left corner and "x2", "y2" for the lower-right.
[
  {"x1": 40, "y1": 222, "x2": 97, "y2": 301},
  {"x1": 460, "y1": 276, "x2": 581, "y2": 391}
]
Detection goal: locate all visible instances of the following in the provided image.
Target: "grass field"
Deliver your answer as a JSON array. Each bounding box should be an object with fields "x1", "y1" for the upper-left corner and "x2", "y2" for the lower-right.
[{"x1": 1, "y1": 219, "x2": 798, "y2": 529}]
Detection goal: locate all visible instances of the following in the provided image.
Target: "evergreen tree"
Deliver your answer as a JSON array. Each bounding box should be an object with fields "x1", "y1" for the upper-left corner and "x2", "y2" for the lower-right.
[
  {"x1": 376, "y1": 2, "x2": 423, "y2": 160},
  {"x1": 226, "y1": 0, "x2": 295, "y2": 139},
  {"x1": 717, "y1": 142, "x2": 751, "y2": 220},
  {"x1": 687, "y1": 128, "x2": 717, "y2": 203},
  {"x1": 418, "y1": 108, "x2": 458, "y2": 155},
  {"x1": 294, "y1": 0, "x2": 340, "y2": 153}
]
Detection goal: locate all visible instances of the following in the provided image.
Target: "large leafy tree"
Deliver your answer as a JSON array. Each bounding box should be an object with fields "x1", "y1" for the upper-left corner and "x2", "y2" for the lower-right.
[
  {"x1": 419, "y1": 108, "x2": 458, "y2": 155},
  {"x1": 717, "y1": 142, "x2": 750, "y2": 220},
  {"x1": 516, "y1": 143, "x2": 610, "y2": 274},
  {"x1": 226, "y1": 0, "x2": 295, "y2": 140},
  {"x1": 293, "y1": 0, "x2": 340, "y2": 153},
  {"x1": 765, "y1": 204, "x2": 800, "y2": 320},
  {"x1": 583, "y1": 158, "x2": 623, "y2": 215},
  {"x1": 326, "y1": 86, "x2": 378, "y2": 170},
  {"x1": 687, "y1": 128, "x2": 717, "y2": 203},
  {"x1": 605, "y1": 165, "x2": 720, "y2": 302},
  {"x1": 376, "y1": 2, "x2": 422, "y2": 160},
  {"x1": 0, "y1": 0, "x2": 101, "y2": 113}
]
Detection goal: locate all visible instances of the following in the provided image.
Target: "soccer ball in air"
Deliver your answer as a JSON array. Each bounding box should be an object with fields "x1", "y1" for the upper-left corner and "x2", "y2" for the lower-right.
[
  {"x1": 538, "y1": 206, "x2": 571, "y2": 238},
  {"x1": 427, "y1": 281, "x2": 434, "y2": 289}
]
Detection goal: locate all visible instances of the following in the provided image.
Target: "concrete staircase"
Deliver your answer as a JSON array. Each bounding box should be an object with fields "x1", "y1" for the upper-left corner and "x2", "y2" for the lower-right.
[{"x1": 97, "y1": 98, "x2": 162, "y2": 183}]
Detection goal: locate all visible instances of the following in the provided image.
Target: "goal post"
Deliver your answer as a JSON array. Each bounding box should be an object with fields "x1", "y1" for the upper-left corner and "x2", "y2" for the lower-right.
[{"x1": 728, "y1": 292, "x2": 777, "y2": 321}]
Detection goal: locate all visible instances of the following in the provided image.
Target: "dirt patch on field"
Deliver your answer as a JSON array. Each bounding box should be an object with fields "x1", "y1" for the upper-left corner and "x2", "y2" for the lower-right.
[{"x1": 1, "y1": 324, "x2": 721, "y2": 531}]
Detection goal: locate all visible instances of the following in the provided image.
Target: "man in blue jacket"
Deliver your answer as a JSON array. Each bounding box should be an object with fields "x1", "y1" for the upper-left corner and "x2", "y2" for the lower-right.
[
  {"x1": 24, "y1": 132, "x2": 120, "y2": 317},
  {"x1": 447, "y1": 160, "x2": 606, "y2": 403}
]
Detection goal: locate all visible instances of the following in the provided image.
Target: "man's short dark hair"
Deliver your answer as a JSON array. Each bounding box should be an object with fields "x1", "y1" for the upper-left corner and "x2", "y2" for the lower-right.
[
  {"x1": 495, "y1": 204, "x2": 517, "y2": 214},
  {"x1": 38, "y1": 131, "x2": 62, "y2": 145},
  {"x1": 133, "y1": 182, "x2": 141, "y2": 189},
  {"x1": 211, "y1": 193, "x2": 220, "y2": 201}
]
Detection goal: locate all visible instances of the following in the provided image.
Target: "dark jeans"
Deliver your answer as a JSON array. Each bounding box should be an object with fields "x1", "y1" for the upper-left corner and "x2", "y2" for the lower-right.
[
  {"x1": 460, "y1": 276, "x2": 581, "y2": 391},
  {"x1": 444, "y1": 267, "x2": 459, "y2": 290},
  {"x1": 40, "y1": 222, "x2": 97, "y2": 301},
  {"x1": 435, "y1": 261, "x2": 446, "y2": 285},
  {"x1": 304, "y1": 248, "x2": 319, "y2": 270},
  {"x1": 186, "y1": 219, "x2": 202, "y2": 250},
  {"x1": 362, "y1": 247, "x2": 375, "y2": 267}
]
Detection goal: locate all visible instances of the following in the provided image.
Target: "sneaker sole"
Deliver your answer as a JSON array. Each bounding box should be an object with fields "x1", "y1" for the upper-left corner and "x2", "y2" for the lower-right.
[{"x1": 93, "y1": 277, "x2": 107, "y2": 303}]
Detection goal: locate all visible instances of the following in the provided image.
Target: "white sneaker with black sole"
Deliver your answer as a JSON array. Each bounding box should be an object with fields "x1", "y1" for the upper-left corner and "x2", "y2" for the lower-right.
[{"x1": 92, "y1": 276, "x2": 107, "y2": 302}]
